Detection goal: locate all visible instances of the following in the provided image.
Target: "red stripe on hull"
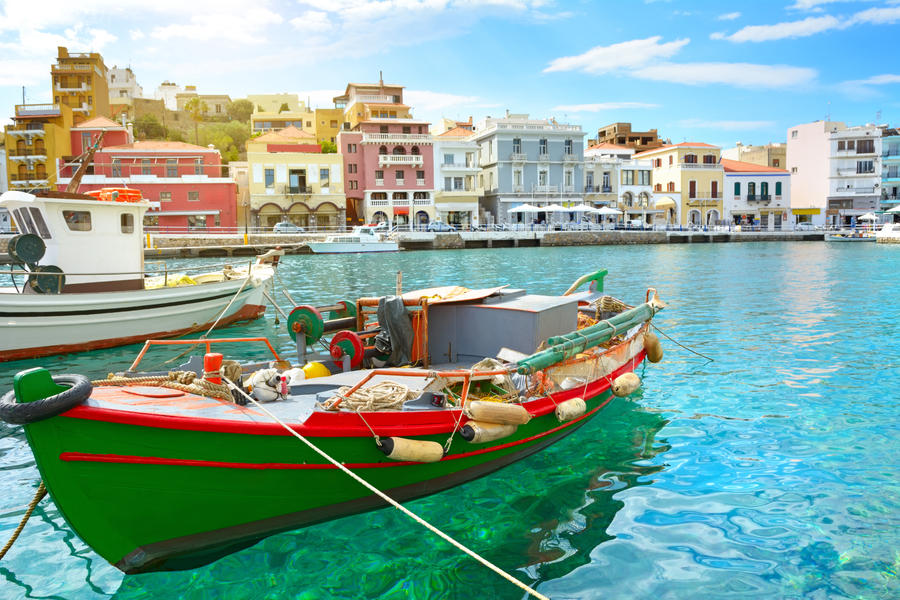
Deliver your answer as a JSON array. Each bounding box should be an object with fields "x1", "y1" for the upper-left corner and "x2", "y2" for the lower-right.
[
  {"x1": 59, "y1": 353, "x2": 644, "y2": 438},
  {"x1": 0, "y1": 304, "x2": 266, "y2": 363},
  {"x1": 57, "y1": 398, "x2": 610, "y2": 470}
]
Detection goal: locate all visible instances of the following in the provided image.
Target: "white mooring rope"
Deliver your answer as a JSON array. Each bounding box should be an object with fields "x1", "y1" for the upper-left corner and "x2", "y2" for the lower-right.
[{"x1": 222, "y1": 378, "x2": 549, "y2": 600}]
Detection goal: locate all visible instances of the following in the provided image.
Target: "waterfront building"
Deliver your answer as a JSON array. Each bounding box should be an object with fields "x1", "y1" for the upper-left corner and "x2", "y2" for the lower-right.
[
  {"x1": 635, "y1": 143, "x2": 724, "y2": 226},
  {"x1": 881, "y1": 128, "x2": 900, "y2": 212},
  {"x1": 785, "y1": 121, "x2": 840, "y2": 228},
  {"x1": 722, "y1": 159, "x2": 791, "y2": 229},
  {"x1": 228, "y1": 161, "x2": 251, "y2": 230},
  {"x1": 154, "y1": 81, "x2": 182, "y2": 111},
  {"x1": 433, "y1": 127, "x2": 480, "y2": 228},
  {"x1": 3, "y1": 103, "x2": 74, "y2": 192},
  {"x1": 588, "y1": 122, "x2": 666, "y2": 153},
  {"x1": 436, "y1": 117, "x2": 474, "y2": 135},
  {"x1": 56, "y1": 117, "x2": 237, "y2": 230},
  {"x1": 249, "y1": 94, "x2": 315, "y2": 136},
  {"x1": 247, "y1": 127, "x2": 346, "y2": 230},
  {"x1": 473, "y1": 112, "x2": 584, "y2": 226},
  {"x1": 175, "y1": 86, "x2": 231, "y2": 119},
  {"x1": 721, "y1": 142, "x2": 786, "y2": 169},
  {"x1": 107, "y1": 66, "x2": 143, "y2": 106},
  {"x1": 583, "y1": 143, "x2": 658, "y2": 224},
  {"x1": 52, "y1": 47, "x2": 109, "y2": 125},
  {"x1": 827, "y1": 125, "x2": 882, "y2": 227},
  {"x1": 333, "y1": 78, "x2": 412, "y2": 131}
]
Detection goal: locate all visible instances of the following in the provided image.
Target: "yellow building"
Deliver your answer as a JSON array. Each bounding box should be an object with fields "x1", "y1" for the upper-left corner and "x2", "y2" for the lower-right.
[
  {"x1": 635, "y1": 143, "x2": 724, "y2": 226},
  {"x1": 246, "y1": 127, "x2": 346, "y2": 229},
  {"x1": 250, "y1": 95, "x2": 315, "y2": 137},
  {"x1": 4, "y1": 103, "x2": 74, "y2": 191},
  {"x1": 333, "y1": 80, "x2": 411, "y2": 131},
  {"x1": 315, "y1": 107, "x2": 343, "y2": 145},
  {"x1": 52, "y1": 47, "x2": 109, "y2": 125}
]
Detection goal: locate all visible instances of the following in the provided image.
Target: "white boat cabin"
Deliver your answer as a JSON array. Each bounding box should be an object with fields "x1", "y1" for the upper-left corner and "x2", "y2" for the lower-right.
[{"x1": 1, "y1": 190, "x2": 149, "y2": 292}]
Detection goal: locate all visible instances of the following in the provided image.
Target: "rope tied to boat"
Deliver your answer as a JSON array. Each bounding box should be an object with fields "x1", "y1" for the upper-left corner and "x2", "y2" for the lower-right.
[
  {"x1": 651, "y1": 323, "x2": 714, "y2": 362},
  {"x1": 91, "y1": 371, "x2": 235, "y2": 403},
  {"x1": 321, "y1": 380, "x2": 418, "y2": 412},
  {"x1": 0, "y1": 482, "x2": 47, "y2": 561},
  {"x1": 221, "y1": 377, "x2": 549, "y2": 600}
]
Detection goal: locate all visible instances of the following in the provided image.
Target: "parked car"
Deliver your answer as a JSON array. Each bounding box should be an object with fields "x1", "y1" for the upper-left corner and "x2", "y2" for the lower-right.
[
  {"x1": 273, "y1": 221, "x2": 305, "y2": 233},
  {"x1": 427, "y1": 221, "x2": 457, "y2": 232},
  {"x1": 794, "y1": 222, "x2": 821, "y2": 231}
]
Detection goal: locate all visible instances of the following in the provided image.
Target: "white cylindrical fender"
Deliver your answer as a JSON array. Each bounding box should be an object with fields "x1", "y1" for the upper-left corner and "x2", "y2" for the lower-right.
[
  {"x1": 644, "y1": 332, "x2": 663, "y2": 363},
  {"x1": 459, "y1": 420, "x2": 517, "y2": 444},
  {"x1": 555, "y1": 397, "x2": 587, "y2": 422},
  {"x1": 378, "y1": 437, "x2": 444, "y2": 463},
  {"x1": 466, "y1": 400, "x2": 531, "y2": 425},
  {"x1": 612, "y1": 372, "x2": 641, "y2": 397}
]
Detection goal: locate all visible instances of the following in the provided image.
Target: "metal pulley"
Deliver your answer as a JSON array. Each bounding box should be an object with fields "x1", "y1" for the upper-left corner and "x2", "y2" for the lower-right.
[
  {"x1": 329, "y1": 331, "x2": 365, "y2": 368},
  {"x1": 327, "y1": 300, "x2": 357, "y2": 321},
  {"x1": 287, "y1": 305, "x2": 325, "y2": 345},
  {"x1": 7, "y1": 233, "x2": 46, "y2": 266},
  {"x1": 27, "y1": 265, "x2": 65, "y2": 294}
]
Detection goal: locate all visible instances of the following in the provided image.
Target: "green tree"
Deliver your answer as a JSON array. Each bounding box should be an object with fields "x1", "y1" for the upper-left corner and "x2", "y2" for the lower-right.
[
  {"x1": 183, "y1": 97, "x2": 209, "y2": 145},
  {"x1": 320, "y1": 140, "x2": 337, "y2": 153},
  {"x1": 278, "y1": 102, "x2": 290, "y2": 113},
  {"x1": 198, "y1": 120, "x2": 253, "y2": 163},
  {"x1": 134, "y1": 114, "x2": 165, "y2": 140},
  {"x1": 167, "y1": 128, "x2": 186, "y2": 142},
  {"x1": 226, "y1": 99, "x2": 253, "y2": 122}
]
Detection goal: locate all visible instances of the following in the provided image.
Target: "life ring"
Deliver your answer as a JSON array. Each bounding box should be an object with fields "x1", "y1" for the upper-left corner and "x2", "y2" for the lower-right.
[{"x1": 0, "y1": 374, "x2": 93, "y2": 425}]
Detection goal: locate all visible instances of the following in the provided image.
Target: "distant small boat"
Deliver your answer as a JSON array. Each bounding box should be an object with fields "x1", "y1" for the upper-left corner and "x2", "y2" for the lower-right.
[
  {"x1": 306, "y1": 224, "x2": 399, "y2": 253},
  {"x1": 825, "y1": 230, "x2": 876, "y2": 242},
  {"x1": 0, "y1": 190, "x2": 278, "y2": 362}
]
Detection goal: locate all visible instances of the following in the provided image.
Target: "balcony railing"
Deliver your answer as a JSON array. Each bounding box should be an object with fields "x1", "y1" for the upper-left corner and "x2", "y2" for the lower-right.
[
  {"x1": 362, "y1": 133, "x2": 432, "y2": 144},
  {"x1": 836, "y1": 167, "x2": 875, "y2": 176},
  {"x1": 883, "y1": 148, "x2": 900, "y2": 158},
  {"x1": 535, "y1": 184, "x2": 557, "y2": 193},
  {"x1": 746, "y1": 194, "x2": 772, "y2": 202},
  {"x1": 413, "y1": 198, "x2": 433, "y2": 205},
  {"x1": 416, "y1": 178, "x2": 425, "y2": 186},
  {"x1": 55, "y1": 83, "x2": 91, "y2": 92},
  {"x1": 53, "y1": 63, "x2": 91, "y2": 71},
  {"x1": 679, "y1": 162, "x2": 720, "y2": 169},
  {"x1": 687, "y1": 192, "x2": 723, "y2": 200},
  {"x1": 509, "y1": 153, "x2": 526, "y2": 162},
  {"x1": 378, "y1": 154, "x2": 424, "y2": 167},
  {"x1": 563, "y1": 153, "x2": 579, "y2": 163},
  {"x1": 538, "y1": 153, "x2": 550, "y2": 162},
  {"x1": 584, "y1": 185, "x2": 613, "y2": 194},
  {"x1": 835, "y1": 187, "x2": 875, "y2": 195},
  {"x1": 284, "y1": 185, "x2": 313, "y2": 194}
]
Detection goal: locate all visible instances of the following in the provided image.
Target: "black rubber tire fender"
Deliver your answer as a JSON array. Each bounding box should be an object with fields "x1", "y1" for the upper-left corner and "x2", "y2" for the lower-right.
[{"x1": 0, "y1": 375, "x2": 93, "y2": 425}]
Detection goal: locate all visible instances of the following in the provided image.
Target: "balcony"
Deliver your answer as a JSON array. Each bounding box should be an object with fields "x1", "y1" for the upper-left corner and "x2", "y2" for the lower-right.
[
  {"x1": 413, "y1": 197, "x2": 433, "y2": 206},
  {"x1": 564, "y1": 185, "x2": 576, "y2": 193},
  {"x1": 883, "y1": 148, "x2": 900, "y2": 158},
  {"x1": 361, "y1": 133, "x2": 432, "y2": 144},
  {"x1": 835, "y1": 167, "x2": 875, "y2": 176},
  {"x1": 15, "y1": 104, "x2": 60, "y2": 117},
  {"x1": 563, "y1": 153, "x2": 579, "y2": 164},
  {"x1": 6, "y1": 125, "x2": 45, "y2": 136},
  {"x1": 375, "y1": 179, "x2": 384, "y2": 186},
  {"x1": 834, "y1": 187, "x2": 876, "y2": 195},
  {"x1": 55, "y1": 83, "x2": 91, "y2": 92},
  {"x1": 746, "y1": 194, "x2": 772, "y2": 203},
  {"x1": 284, "y1": 185, "x2": 313, "y2": 194},
  {"x1": 395, "y1": 179, "x2": 405, "y2": 186},
  {"x1": 378, "y1": 154, "x2": 424, "y2": 167},
  {"x1": 686, "y1": 192, "x2": 723, "y2": 202},
  {"x1": 416, "y1": 178, "x2": 425, "y2": 186},
  {"x1": 52, "y1": 63, "x2": 92, "y2": 71},
  {"x1": 535, "y1": 184, "x2": 558, "y2": 193},
  {"x1": 513, "y1": 185, "x2": 524, "y2": 193},
  {"x1": 8, "y1": 149, "x2": 47, "y2": 160},
  {"x1": 441, "y1": 161, "x2": 476, "y2": 170},
  {"x1": 679, "y1": 162, "x2": 720, "y2": 169},
  {"x1": 584, "y1": 185, "x2": 614, "y2": 194},
  {"x1": 509, "y1": 153, "x2": 526, "y2": 162},
  {"x1": 538, "y1": 153, "x2": 550, "y2": 162}
]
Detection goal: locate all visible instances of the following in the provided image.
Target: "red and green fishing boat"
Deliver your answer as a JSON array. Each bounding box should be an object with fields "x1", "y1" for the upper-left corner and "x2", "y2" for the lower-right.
[{"x1": 0, "y1": 270, "x2": 666, "y2": 575}]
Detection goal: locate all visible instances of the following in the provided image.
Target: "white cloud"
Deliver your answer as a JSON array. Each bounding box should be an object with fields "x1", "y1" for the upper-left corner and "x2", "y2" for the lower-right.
[
  {"x1": 849, "y1": 6, "x2": 900, "y2": 24},
  {"x1": 788, "y1": 0, "x2": 849, "y2": 10},
  {"x1": 0, "y1": 58, "x2": 48, "y2": 86},
  {"x1": 677, "y1": 118, "x2": 777, "y2": 130},
  {"x1": 845, "y1": 73, "x2": 900, "y2": 86},
  {"x1": 405, "y1": 90, "x2": 481, "y2": 112},
  {"x1": 129, "y1": 29, "x2": 145, "y2": 40},
  {"x1": 717, "y1": 12, "x2": 741, "y2": 21},
  {"x1": 551, "y1": 102, "x2": 659, "y2": 112},
  {"x1": 290, "y1": 10, "x2": 333, "y2": 31},
  {"x1": 150, "y1": 8, "x2": 283, "y2": 43},
  {"x1": 633, "y1": 62, "x2": 817, "y2": 88},
  {"x1": 720, "y1": 15, "x2": 843, "y2": 42},
  {"x1": 543, "y1": 36, "x2": 690, "y2": 74}
]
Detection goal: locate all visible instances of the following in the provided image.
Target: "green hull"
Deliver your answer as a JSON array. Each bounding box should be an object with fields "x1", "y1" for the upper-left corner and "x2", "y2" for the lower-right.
[{"x1": 25, "y1": 384, "x2": 620, "y2": 573}]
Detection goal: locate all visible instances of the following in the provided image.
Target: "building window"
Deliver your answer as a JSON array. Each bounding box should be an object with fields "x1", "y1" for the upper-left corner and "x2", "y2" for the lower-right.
[
  {"x1": 380, "y1": 125, "x2": 388, "y2": 133},
  {"x1": 602, "y1": 172, "x2": 610, "y2": 188},
  {"x1": 761, "y1": 182, "x2": 769, "y2": 197},
  {"x1": 188, "y1": 191, "x2": 199, "y2": 202},
  {"x1": 454, "y1": 177, "x2": 463, "y2": 190},
  {"x1": 838, "y1": 140, "x2": 845, "y2": 151},
  {"x1": 141, "y1": 158, "x2": 151, "y2": 175},
  {"x1": 667, "y1": 181, "x2": 675, "y2": 192},
  {"x1": 264, "y1": 168, "x2": 274, "y2": 188},
  {"x1": 683, "y1": 154, "x2": 697, "y2": 164},
  {"x1": 375, "y1": 170, "x2": 384, "y2": 184},
  {"x1": 443, "y1": 153, "x2": 454, "y2": 165},
  {"x1": 166, "y1": 159, "x2": 177, "y2": 177},
  {"x1": 856, "y1": 160, "x2": 874, "y2": 174},
  {"x1": 194, "y1": 159, "x2": 203, "y2": 175},
  {"x1": 160, "y1": 191, "x2": 172, "y2": 202},
  {"x1": 748, "y1": 182, "x2": 756, "y2": 197},
  {"x1": 772, "y1": 159, "x2": 780, "y2": 167},
  {"x1": 565, "y1": 170, "x2": 573, "y2": 187},
  {"x1": 791, "y1": 167, "x2": 798, "y2": 173},
  {"x1": 539, "y1": 139, "x2": 547, "y2": 155},
  {"x1": 538, "y1": 170, "x2": 547, "y2": 186},
  {"x1": 791, "y1": 130, "x2": 798, "y2": 138},
  {"x1": 379, "y1": 145, "x2": 388, "y2": 155},
  {"x1": 416, "y1": 170, "x2": 425, "y2": 181},
  {"x1": 395, "y1": 169, "x2": 404, "y2": 183},
  {"x1": 348, "y1": 163, "x2": 357, "y2": 174},
  {"x1": 320, "y1": 168, "x2": 330, "y2": 185},
  {"x1": 348, "y1": 180, "x2": 358, "y2": 190},
  {"x1": 734, "y1": 181, "x2": 741, "y2": 196},
  {"x1": 638, "y1": 170, "x2": 650, "y2": 186},
  {"x1": 514, "y1": 170, "x2": 522, "y2": 187},
  {"x1": 775, "y1": 182, "x2": 782, "y2": 196},
  {"x1": 623, "y1": 170, "x2": 634, "y2": 185},
  {"x1": 703, "y1": 154, "x2": 716, "y2": 164},
  {"x1": 112, "y1": 159, "x2": 121, "y2": 177},
  {"x1": 402, "y1": 126, "x2": 411, "y2": 134},
  {"x1": 346, "y1": 143, "x2": 357, "y2": 153},
  {"x1": 444, "y1": 177, "x2": 452, "y2": 191},
  {"x1": 669, "y1": 155, "x2": 674, "y2": 165},
  {"x1": 564, "y1": 139, "x2": 573, "y2": 155},
  {"x1": 512, "y1": 138, "x2": 521, "y2": 154},
  {"x1": 857, "y1": 139, "x2": 874, "y2": 154},
  {"x1": 120, "y1": 213, "x2": 134, "y2": 233}
]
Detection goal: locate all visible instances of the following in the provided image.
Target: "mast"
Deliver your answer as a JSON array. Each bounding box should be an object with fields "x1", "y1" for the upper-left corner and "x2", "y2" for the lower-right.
[{"x1": 65, "y1": 131, "x2": 105, "y2": 194}]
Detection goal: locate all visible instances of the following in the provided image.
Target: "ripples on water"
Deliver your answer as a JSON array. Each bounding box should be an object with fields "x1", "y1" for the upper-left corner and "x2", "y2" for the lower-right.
[{"x1": 1, "y1": 242, "x2": 898, "y2": 599}]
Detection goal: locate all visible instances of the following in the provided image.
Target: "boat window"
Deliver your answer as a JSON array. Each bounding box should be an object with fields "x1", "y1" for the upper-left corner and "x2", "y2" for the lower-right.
[
  {"x1": 12, "y1": 209, "x2": 28, "y2": 234},
  {"x1": 120, "y1": 213, "x2": 134, "y2": 233},
  {"x1": 17, "y1": 207, "x2": 37, "y2": 235},
  {"x1": 28, "y1": 207, "x2": 52, "y2": 239},
  {"x1": 63, "y1": 210, "x2": 92, "y2": 231}
]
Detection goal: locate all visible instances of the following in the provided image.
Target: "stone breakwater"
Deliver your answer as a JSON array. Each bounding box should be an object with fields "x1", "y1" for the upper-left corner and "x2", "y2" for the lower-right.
[{"x1": 0, "y1": 230, "x2": 824, "y2": 262}]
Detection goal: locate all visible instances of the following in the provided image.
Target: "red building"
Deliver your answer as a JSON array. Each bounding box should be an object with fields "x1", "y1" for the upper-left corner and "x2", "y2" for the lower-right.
[{"x1": 58, "y1": 116, "x2": 237, "y2": 230}]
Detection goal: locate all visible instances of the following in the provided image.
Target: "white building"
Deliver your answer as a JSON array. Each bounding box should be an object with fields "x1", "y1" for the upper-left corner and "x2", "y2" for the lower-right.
[
  {"x1": 787, "y1": 121, "x2": 883, "y2": 228},
  {"x1": 154, "y1": 81, "x2": 182, "y2": 111},
  {"x1": 433, "y1": 127, "x2": 480, "y2": 227},
  {"x1": 722, "y1": 159, "x2": 791, "y2": 229},
  {"x1": 107, "y1": 66, "x2": 143, "y2": 105},
  {"x1": 584, "y1": 143, "x2": 657, "y2": 225}
]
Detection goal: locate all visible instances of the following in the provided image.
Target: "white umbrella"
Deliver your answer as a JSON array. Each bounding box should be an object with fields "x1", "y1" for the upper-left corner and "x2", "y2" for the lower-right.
[
  {"x1": 859, "y1": 212, "x2": 878, "y2": 221},
  {"x1": 543, "y1": 203, "x2": 569, "y2": 212},
  {"x1": 565, "y1": 204, "x2": 592, "y2": 212},
  {"x1": 595, "y1": 206, "x2": 623, "y2": 216},
  {"x1": 888, "y1": 206, "x2": 900, "y2": 213},
  {"x1": 508, "y1": 203, "x2": 540, "y2": 213}
]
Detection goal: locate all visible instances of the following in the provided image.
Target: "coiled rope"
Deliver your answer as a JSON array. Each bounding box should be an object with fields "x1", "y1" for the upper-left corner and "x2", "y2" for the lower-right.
[
  {"x1": 0, "y1": 482, "x2": 47, "y2": 561},
  {"x1": 91, "y1": 369, "x2": 238, "y2": 403},
  {"x1": 321, "y1": 380, "x2": 418, "y2": 412},
  {"x1": 222, "y1": 377, "x2": 548, "y2": 600}
]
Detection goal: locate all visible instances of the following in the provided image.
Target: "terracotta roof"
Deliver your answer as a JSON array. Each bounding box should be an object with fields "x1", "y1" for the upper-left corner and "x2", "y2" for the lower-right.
[
  {"x1": 252, "y1": 126, "x2": 316, "y2": 143},
  {"x1": 438, "y1": 126, "x2": 473, "y2": 138},
  {"x1": 634, "y1": 142, "x2": 720, "y2": 157},
  {"x1": 721, "y1": 158, "x2": 789, "y2": 173},
  {"x1": 102, "y1": 140, "x2": 216, "y2": 152},
  {"x1": 74, "y1": 116, "x2": 125, "y2": 129}
]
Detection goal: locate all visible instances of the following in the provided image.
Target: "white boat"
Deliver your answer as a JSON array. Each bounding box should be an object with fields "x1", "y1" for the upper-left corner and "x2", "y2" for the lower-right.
[
  {"x1": 876, "y1": 222, "x2": 900, "y2": 243},
  {"x1": 825, "y1": 230, "x2": 876, "y2": 242},
  {"x1": 305, "y1": 225, "x2": 399, "y2": 254},
  {"x1": 0, "y1": 190, "x2": 278, "y2": 362}
]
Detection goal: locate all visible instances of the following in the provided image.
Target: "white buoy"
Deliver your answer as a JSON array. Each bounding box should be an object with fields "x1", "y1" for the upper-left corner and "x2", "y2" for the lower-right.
[
  {"x1": 644, "y1": 332, "x2": 663, "y2": 363},
  {"x1": 460, "y1": 420, "x2": 517, "y2": 443},
  {"x1": 612, "y1": 372, "x2": 641, "y2": 397},
  {"x1": 466, "y1": 401, "x2": 531, "y2": 425},
  {"x1": 555, "y1": 397, "x2": 587, "y2": 422},
  {"x1": 378, "y1": 437, "x2": 444, "y2": 463}
]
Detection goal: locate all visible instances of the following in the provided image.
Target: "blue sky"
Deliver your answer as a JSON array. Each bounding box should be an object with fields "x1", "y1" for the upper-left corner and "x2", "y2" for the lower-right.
[{"x1": 1, "y1": 0, "x2": 899, "y2": 147}]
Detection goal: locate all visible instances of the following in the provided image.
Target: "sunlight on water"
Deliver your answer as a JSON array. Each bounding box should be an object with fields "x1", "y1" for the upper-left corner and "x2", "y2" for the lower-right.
[{"x1": 1, "y1": 242, "x2": 898, "y2": 599}]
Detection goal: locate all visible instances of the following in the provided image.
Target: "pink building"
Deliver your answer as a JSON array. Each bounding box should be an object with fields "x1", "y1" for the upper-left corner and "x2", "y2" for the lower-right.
[
  {"x1": 58, "y1": 117, "x2": 237, "y2": 230},
  {"x1": 339, "y1": 119, "x2": 436, "y2": 228}
]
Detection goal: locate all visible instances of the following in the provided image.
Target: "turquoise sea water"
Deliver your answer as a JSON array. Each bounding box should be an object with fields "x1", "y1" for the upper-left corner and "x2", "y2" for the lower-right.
[{"x1": 1, "y1": 242, "x2": 898, "y2": 599}]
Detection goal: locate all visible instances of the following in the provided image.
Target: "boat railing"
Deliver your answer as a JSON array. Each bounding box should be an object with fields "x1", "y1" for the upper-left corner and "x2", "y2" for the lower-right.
[
  {"x1": 128, "y1": 337, "x2": 283, "y2": 372},
  {"x1": 3, "y1": 259, "x2": 259, "y2": 282}
]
